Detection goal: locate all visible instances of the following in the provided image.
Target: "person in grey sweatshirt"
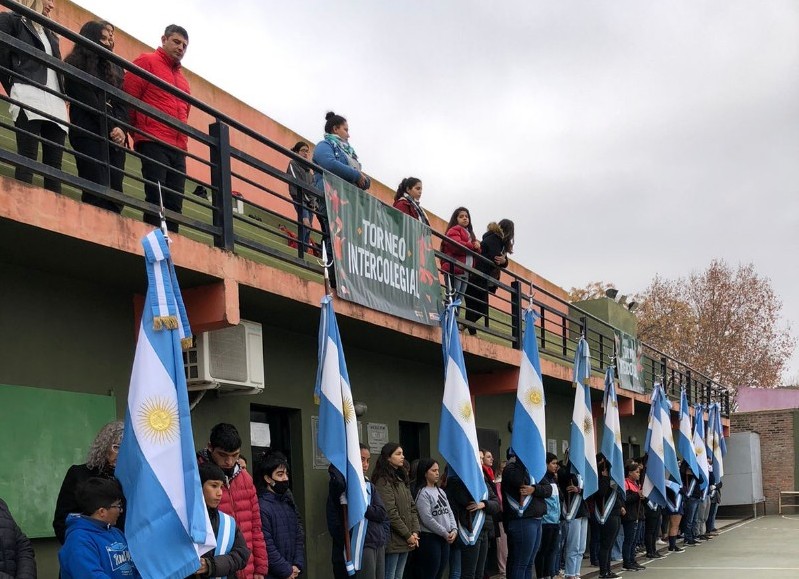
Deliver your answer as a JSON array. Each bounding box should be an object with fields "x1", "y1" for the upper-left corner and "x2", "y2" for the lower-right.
[{"x1": 412, "y1": 459, "x2": 457, "y2": 579}]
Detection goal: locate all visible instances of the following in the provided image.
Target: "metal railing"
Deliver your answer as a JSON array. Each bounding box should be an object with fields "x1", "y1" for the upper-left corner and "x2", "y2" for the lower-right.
[{"x1": 0, "y1": 0, "x2": 730, "y2": 415}]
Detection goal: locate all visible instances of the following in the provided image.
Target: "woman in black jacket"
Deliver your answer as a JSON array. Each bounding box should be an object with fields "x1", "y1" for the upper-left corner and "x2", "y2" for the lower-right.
[
  {"x1": 594, "y1": 460, "x2": 624, "y2": 579},
  {"x1": 63, "y1": 20, "x2": 128, "y2": 212},
  {"x1": 0, "y1": 0, "x2": 68, "y2": 193},
  {"x1": 500, "y1": 451, "x2": 552, "y2": 579},
  {"x1": 464, "y1": 219, "x2": 514, "y2": 335},
  {"x1": 0, "y1": 498, "x2": 36, "y2": 579}
]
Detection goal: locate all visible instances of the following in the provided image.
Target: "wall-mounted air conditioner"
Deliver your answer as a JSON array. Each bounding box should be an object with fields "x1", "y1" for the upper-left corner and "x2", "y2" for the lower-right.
[{"x1": 183, "y1": 320, "x2": 264, "y2": 395}]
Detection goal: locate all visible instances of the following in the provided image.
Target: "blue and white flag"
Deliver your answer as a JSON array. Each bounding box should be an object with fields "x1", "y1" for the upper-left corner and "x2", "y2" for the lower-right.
[
  {"x1": 314, "y1": 294, "x2": 369, "y2": 574},
  {"x1": 116, "y1": 230, "x2": 215, "y2": 579},
  {"x1": 600, "y1": 366, "x2": 624, "y2": 490},
  {"x1": 678, "y1": 388, "x2": 704, "y2": 489},
  {"x1": 569, "y1": 337, "x2": 598, "y2": 498},
  {"x1": 439, "y1": 300, "x2": 487, "y2": 545},
  {"x1": 707, "y1": 402, "x2": 727, "y2": 482},
  {"x1": 510, "y1": 309, "x2": 547, "y2": 483},
  {"x1": 658, "y1": 385, "x2": 681, "y2": 481},
  {"x1": 642, "y1": 385, "x2": 668, "y2": 508},
  {"x1": 691, "y1": 404, "x2": 710, "y2": 490}
]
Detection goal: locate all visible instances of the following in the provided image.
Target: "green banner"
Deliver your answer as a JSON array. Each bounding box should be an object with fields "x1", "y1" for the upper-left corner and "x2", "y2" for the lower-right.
[
  {"x1": 323, "y1": 172, "x2": 440, "y2": 325},
  {"x1": 614, "y1": 330, "x2": 645, "y2": 393}
]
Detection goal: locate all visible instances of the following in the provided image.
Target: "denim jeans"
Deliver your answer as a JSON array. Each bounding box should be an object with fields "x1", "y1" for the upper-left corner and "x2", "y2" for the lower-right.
[
  {"x1": 506, "y1": 517, "x2": 543, "y2": 579},
  {"x1": 683, "y1": 497, "x2": 701, "y2": 542},
  {"x1": 449, "y1": 543, "x2": 461, "y2": 579},
  {"x1": 622, "y1": 520, "x2": 639, "y2": 565},
  {"x1": 706, "y1": 501, "x2": 720, "y2": 531},
  {"x1": 564, "y1": 517, "x2": 588, "y2": 577},
  {"x1": 384, "y1": 551, "x2": 408, "y2": 579},
  {"x1": 612, "y1": 524, "x2": 623, "y2": 561}
]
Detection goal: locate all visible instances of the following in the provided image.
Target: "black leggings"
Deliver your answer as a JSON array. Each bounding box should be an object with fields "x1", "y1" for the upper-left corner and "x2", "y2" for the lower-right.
[
  {"x1": 14, "y1": 109, "x2": 66, "y2": 193},
  {"x1": 644, "y1": 508, "x2": 660, "y2": 554},
  {"x1": 599, "y1": 515, "x2": 621, "y2": 575},
  {"x1": 71, "y1": 134, "x2": 126, "y2": 213}
]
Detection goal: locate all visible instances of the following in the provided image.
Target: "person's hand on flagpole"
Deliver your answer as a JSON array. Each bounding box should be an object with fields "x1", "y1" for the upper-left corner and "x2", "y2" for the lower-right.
[
  {"x1": 519, "y1": 484, "x2": 535, "y2": 496},
  {"x1": 466, "y1": 501, "x2": 486, "y2": 512},
  {"x1": 621, "y1": 507, "x2": 626, "y2": 516}
]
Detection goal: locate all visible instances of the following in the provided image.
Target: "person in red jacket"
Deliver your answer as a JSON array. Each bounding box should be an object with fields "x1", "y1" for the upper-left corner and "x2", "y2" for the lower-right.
[
  {"x1": 440, "y1": 206, "x2": 480, "y2": 308},
  {"x1": 198, "y1": 423, "x2": 268, "y2": 579},
  {"x1": 123, "y1": 24, "x2": 191, "y2": 232},
  {"x1": 392, "y1": 177, "x2": 429, "y2": 226}
]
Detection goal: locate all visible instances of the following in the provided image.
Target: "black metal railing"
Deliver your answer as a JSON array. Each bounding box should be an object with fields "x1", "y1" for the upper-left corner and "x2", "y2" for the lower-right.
[{"x1": 0, "y1": 0, "x2": 730, "y2": 415}]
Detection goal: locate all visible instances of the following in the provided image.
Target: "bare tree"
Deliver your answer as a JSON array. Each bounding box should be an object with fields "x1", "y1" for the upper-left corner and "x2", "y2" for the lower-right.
[
  {"x1": 637, "y1": 260, "x2": 795, "y2": 388},
  {"x1": 568, "y1": 281, "x2": 617, "y2": 302}
]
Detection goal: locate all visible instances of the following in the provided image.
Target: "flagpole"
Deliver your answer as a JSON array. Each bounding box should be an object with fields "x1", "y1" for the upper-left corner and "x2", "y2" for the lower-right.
[
  {"x1": 320, "y1": 243, "x2": 333, "y2": 297},
  {"x1": 157, "y1": 181, "x2": 170, "y2": 243}
]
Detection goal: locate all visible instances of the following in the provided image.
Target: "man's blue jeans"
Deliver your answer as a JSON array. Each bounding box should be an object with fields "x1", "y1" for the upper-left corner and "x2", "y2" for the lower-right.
[
  {"x1": 683, "y1": 497, "x2": 701, "y2": 542},
  {"x1": 506, "y1": 517, "x2": 543, "y2": 579}
]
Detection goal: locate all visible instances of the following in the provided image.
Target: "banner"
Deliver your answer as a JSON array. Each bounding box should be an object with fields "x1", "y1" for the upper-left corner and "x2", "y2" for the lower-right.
[
  {"x1": 323, "y1": 172, "x2": 440, "y2": 325},
  {"x1": 614, "y1": 330, "x2": 645, "y2": 393}
]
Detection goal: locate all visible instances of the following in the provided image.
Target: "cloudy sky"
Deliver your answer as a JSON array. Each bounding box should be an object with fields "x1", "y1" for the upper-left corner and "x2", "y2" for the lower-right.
[{"x1": 73, "y1": 0, "x2": 799, "y2": 381}]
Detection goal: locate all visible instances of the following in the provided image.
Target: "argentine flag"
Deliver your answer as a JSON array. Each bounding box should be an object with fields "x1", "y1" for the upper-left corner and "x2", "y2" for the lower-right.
[
  {"x1": 510, "y1": 309, "x2": 547, "y2": 482},
  {"x1": 692, "y1": 404, "x2": 710, "y2": 489},
  {"x1": 707, "y1": 402, "x2": 727, "y2": 482},
  {"x1": 600, "y1": 366, "x2": 624, "y2": 490},
  {"x1": 116, "y1": 230, "x2": 215, "y2": 579},
  {"x1": 658, "y1": 385, "x2": 681, "y2": 481},
  {"x1": 569, "y1": 337, "x2": 598, "y2": 498},
  {"x1": 314, "y1": 294, "x2": 369, "y2": 574},
  {"x1": 439, "y1": 300, "x2": 487, "y2": 544},
  {"x1": 642, "y1": 385, "x2": 668, "y2": 508},
  {"x1": 678, "y1": 389, "x2": 704, "y2": 489}
]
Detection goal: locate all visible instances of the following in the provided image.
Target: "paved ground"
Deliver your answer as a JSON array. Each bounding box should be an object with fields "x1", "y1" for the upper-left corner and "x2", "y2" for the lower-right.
[{"x1": 581, "y1": 515, "x2": 799, "y2": 579}]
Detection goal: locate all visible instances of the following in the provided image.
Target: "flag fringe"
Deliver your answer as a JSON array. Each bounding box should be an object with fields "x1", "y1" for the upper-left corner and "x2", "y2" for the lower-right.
[
  {"x1": 181, "y1": 336, "x2": 194, "y2": 351},
  {"x1": 153, "y1": 315, "x2": 179, "y2": 330}
]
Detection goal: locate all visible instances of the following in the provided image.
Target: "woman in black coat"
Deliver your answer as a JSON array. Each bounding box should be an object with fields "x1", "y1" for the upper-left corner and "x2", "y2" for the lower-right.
[
  {"x1": 594, "y1": 460, "x2": 624, "y2": 579},
  {"x1": 0, "y1": 498, "x2": 36, "y2": 579},
  {"x1": 52, "y1": 420, "x2": 124, "y2": 544},
  {"x1": 63, "y1": 20, "x2": 128, "y2": 212},
  {"x1": 0, "y1": 0, "x2": 68, "y2": 193},
  {"x1": 464, "y1": 219, "x2": 514, "y2": 335}
]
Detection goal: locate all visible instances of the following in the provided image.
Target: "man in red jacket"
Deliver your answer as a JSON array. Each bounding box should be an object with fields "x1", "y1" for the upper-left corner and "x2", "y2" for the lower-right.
[
  {"x1": 198, "y1": 423, "x2": 268, "y2": 579},
  {"x1": 123, "y1": 24, "x2": 191, "y2": 232}
]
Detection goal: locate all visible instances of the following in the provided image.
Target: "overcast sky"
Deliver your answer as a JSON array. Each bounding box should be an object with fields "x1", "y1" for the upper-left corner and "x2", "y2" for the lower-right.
[{"x1": 72, "y1": 0, "x2": 799, "y2": 382}]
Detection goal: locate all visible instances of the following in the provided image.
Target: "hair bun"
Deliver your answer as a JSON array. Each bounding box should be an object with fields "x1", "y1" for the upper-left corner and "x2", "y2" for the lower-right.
[{"x1": 325, "y1": 111, "x2": 336, "y2": 121}]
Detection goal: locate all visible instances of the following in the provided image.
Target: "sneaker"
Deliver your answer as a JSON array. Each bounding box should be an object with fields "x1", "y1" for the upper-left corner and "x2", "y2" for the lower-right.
[
  {"x1": 602, "y1": 573, "x2": 621, "y2": 579},
  {"x1": 699, "y1": 534, "x2": 713, "y2": 540},
  {"x1": 669, "y1": 545, "x2": 685, "y2": 553},
  {"x1": 622, "y1": 565, "x2": 639, "y2": 571},
  {"x1": 633, "y1": 563, "x2": 647, "y2": 570},
  {"x1": 656, "y1": 539, "x2": 667, "y2": 545},
  {"x1": 685, "y1": 540, "x2": 699, "y2": 546}
]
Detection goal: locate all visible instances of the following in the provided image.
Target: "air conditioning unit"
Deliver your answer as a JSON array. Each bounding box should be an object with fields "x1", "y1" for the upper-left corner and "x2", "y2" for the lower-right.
[{"x1": 183, "y1": 320, "x2": 264, "y2": 395}]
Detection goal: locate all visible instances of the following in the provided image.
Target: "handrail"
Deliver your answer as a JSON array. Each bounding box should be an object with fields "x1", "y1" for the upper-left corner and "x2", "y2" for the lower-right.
[{"x1": 0, "y1": 0, "x2": 732, "y2": 416}]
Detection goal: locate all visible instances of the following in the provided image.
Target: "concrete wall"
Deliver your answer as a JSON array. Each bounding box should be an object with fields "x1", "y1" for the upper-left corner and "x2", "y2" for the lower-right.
[{"x1": 730, "y1": 409, "x2": 798, "y2": 514}]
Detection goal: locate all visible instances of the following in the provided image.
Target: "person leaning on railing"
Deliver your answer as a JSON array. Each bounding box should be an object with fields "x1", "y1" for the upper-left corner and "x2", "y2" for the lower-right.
[
  {"x1": 286, "y1": 140, "x2": 316, "y2": 252},
  {"x1": 63, "y1": 21, "x2": 128, "y2": 213},
  {"x1": 0, "y1": 0, "x2": 68, "y2": 193},
  {"x1": 123, "y1": 24, "x2": 191, "y2": 232},
  {"x1": 312, "y1": 111, "x2": 371, "y2": 288}
]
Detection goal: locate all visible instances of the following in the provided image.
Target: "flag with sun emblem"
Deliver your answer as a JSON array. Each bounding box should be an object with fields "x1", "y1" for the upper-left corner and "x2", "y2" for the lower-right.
[
  {"x1": 510, "y1": 309, "x2": 547, "y2": 482},
  {"x1": 678, "y1": 388, "x2": 705, "y2": 489},
  {"x1": 692, "y1": 403, "x2": 711, "y2": 486},
  {"x1": 439, "y1": 299, "x2": 487, "y2": 544},
  {"x1": 600, "y1": 366, "x2": 624, "y2": 490},
  {"x1": 314, "y1": 294, "x2": 369, "y2": 573},
  {"x1": 706, "y1": 402, "x2": 726, "y2": 483},
  {"x1": 642, "y1": 384, "x2": 668, "y2": 507},
  {"x1": 116, "y1": 230, "x2": 215, "y2": 579},
  {"x1": 658, "y1": 385, "x2": 681, "y2": 481},
  {"x1": 569, "y1": 337, "x2": 598, "y2": 498}
]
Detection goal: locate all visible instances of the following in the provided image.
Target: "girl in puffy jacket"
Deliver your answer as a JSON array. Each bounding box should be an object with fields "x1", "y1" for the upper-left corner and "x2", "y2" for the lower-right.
[
  {"x1": 440, "y1": 207, "x2": 480, "y2": 308},
  {"x1": 255, "y1": 449, "x2": 304, "y2": 579}
]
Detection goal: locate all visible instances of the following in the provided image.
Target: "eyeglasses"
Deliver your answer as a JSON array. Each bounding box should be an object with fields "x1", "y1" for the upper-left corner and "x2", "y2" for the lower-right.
[{"x1": 107, "y1": 503, "x2": 124, "y2": 512}]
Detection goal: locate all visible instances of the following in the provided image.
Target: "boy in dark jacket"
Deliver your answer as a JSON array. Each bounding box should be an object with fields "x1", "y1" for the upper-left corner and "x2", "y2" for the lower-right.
[
  {"x1": 58, "y1": 477, "x2": 140, "y2": 579},
  {"x1": 0, "y1": 498, "x2": 36, "y2": 579},
  {"x1": 192, "y1": 462, "x2": 251, "y2": 579}
]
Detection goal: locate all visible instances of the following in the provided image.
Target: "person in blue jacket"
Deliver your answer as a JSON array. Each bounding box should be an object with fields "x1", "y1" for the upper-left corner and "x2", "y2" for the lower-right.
[
  {"x1": 255, "y1": 449, "x2": 305, "y2": 579},
  {"x1": 58, "y1": 477, "x2": 140, "y2": 578},
  {"x1": 312, "y1": 111, "x2": 371, "y2": 288}
]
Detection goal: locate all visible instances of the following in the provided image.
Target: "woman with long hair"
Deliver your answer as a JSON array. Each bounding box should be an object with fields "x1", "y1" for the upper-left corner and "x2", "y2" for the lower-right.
[
  {"x1": 52, "y1": 421, "x2": 125, "y2": 544},
  {"x1": 0, "y1": 0, "x2": 68, "y2": 193},
  {"x1": 393, "y1": 177, "x2": 429, "y2": 226},
  {"x1": 440, "y1": 206, "x2": 480, "y2": 306},
  {"x1": 412, "y1": 458, "x2": 456, "y2": 579},
  {"x1": 372, "y1": 443, "x2": 419, "y2": 579},
  {"x1": 621, "y1": 462, "x2": 645, "y2": 571},
  {"x1": 464, "y1": 219, "x2": 515, "y2": 335},
  {"x1": 255, "y1": 448, "x2": 305, "y2": 579},
  {"x1": 64, "y1": 20, "x2": 128, "y2": 212}
]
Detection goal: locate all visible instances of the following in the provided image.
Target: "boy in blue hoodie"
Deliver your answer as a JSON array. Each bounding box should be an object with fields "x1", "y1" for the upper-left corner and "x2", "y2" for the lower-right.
[{"x1": 58, "y1": 477, "x2": 140, "y2": 578}]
